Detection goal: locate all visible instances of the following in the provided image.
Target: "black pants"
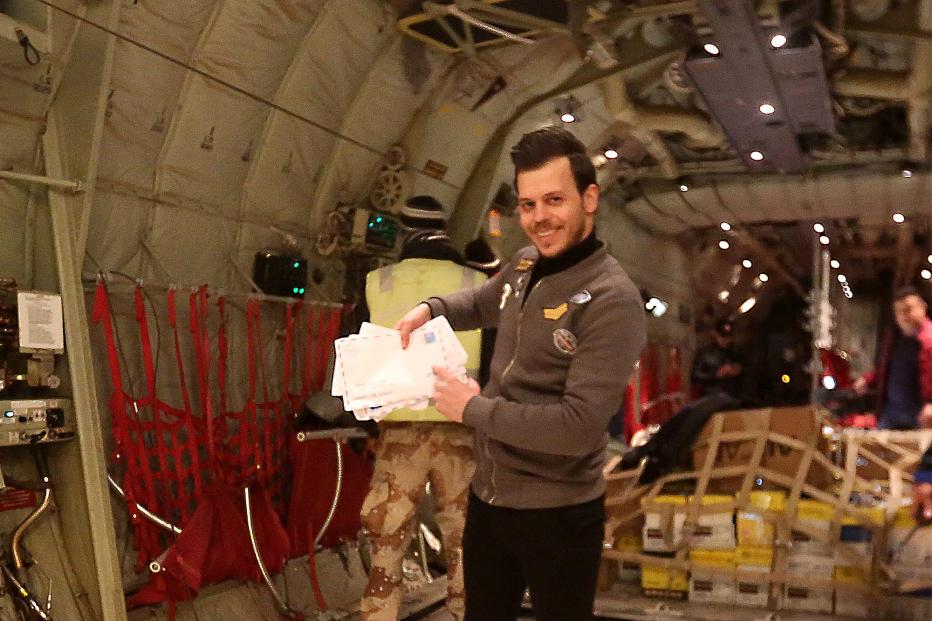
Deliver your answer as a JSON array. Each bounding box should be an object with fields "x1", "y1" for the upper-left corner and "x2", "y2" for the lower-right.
[{"x1": 463, "y1": 492, "x2": 605, "y2": 621}]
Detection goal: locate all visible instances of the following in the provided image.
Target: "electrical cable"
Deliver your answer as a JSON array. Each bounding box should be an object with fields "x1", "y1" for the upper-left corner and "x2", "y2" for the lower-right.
[
  {"x1": 30, "y1": 0, "x2": 462, "y2": 191},
  {"x1": 15, "y1": 29, "x2": 40, "y2": 65}
]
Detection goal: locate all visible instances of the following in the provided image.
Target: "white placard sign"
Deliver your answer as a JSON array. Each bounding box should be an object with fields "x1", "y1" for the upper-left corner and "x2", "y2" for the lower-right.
[{"x1": 17, "y1": 291, "x2": 64, "y2": 352}]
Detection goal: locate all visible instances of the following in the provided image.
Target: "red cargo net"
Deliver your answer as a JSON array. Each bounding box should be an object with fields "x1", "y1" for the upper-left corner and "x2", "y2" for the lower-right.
[{"x1": 91, "y1": 281, "x2": 342, "y2": 573}]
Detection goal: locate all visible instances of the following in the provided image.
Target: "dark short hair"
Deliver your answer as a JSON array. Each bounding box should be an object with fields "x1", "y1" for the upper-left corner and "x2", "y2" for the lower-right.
[
  {"x1": 510, "y1": 126, "x2": 597, "y2": 196},
  {"x1": 894, "y1": 285, "x2": 924, "y2": 303}
]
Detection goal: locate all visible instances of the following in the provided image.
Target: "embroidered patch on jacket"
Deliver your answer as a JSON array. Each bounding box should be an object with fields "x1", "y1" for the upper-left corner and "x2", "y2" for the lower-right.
[
  {"x1": 552, "y1": 328, "x2": 578, "y2": 355},
  {"x1": 515, "y1": 258, "x2": 535, "y2": 272},
  {"x1": 543, "y1": 303, "x2": 568, "y2": 320},
  {"x1": 569, "y1": 289, "x2": 592, "y2": 304}
]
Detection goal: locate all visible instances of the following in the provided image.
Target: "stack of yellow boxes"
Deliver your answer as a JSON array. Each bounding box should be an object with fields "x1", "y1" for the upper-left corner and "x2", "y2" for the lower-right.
[
  {"x1": 735, "y1": 490, "x2": 784, "y2": 607},
  {"x1": 782, "y1": 499, "x2": 835, "y2": 613},
  {"x1": 834, "y1": 507, "x2": 883, "y2": 618},
  {"x1": 641, "y1": 495, "x2": 688, "y2": 599},
  {"x1": 687, "y1": 494, "x2": 736, "y2": 604}
]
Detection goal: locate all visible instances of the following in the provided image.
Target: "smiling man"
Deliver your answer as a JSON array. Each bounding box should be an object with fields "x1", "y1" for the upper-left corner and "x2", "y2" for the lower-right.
[{"x1": 395, "y1": 126, "x2": 646, "y2": 621}]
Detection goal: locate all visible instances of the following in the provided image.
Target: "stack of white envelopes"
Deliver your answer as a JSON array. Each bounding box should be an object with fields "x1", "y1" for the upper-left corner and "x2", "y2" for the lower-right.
[{"x1": 331, "y1": 316, "x2": 469, "y2": 421}]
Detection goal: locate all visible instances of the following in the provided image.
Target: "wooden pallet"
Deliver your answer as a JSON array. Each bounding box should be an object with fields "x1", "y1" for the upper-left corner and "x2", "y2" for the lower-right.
[{"x1": 602, "y1": 412, "x2": 932, "y2": 603}]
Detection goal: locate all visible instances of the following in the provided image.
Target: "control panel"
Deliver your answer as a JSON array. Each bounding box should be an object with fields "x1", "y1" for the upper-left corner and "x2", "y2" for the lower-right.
[{"x1": 0, "y1": 398, "x2": 75, "y2": 446}]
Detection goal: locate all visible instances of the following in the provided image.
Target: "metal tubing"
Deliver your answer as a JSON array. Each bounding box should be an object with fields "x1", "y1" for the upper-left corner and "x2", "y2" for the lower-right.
[
  {"x1": 12, "y1": 487, "x2": 52, "y2": 574},
  {"x1": 0, "y1": 170, "x2": 82, "y2": 192},
  {"x1": 315, "y1": 440, "x2": 344, "y2": 546},
  {"x1": 244, "y1": 487, "x2": 295, "y2": 617},
  {"x1": 106, "y1": 474, "x2": 181, "y2": 535}
]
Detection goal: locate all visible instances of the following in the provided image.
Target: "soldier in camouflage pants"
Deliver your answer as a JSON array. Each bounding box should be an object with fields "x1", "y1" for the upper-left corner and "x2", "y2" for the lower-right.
[{"x1": 360, "y1": 423, "x2": 475, "y2": 620}]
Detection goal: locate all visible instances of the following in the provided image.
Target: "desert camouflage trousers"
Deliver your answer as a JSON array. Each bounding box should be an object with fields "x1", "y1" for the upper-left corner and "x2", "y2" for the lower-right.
[{"x1": 360, "y1": 423, "x2": 475, "y2": 621}]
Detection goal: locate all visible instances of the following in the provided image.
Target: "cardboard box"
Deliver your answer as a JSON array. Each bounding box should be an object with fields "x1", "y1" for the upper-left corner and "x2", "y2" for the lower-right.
[
  {"x1": 642, "y1": 495, "x2": 686, "y2": 553},
  {"x1": 735, "y1": 567, "x2": 771, "y2": 608},
  {"x1": 836, "y1": 508, "x2": 883, "y2": 568},
  {"x1": 834, "y1": 594, "x2": 873, "y2": 619},
  {"x1": 612, "y1": 533, "x2": 641, "y2": 583},
  {"x1": 888, "y1": 507, "x2": 932, "y2": 566},
  {"x1": 735, "y1": 546, "x2": 773, "y2": 567},
  {"x1": 780, "y1": 585, "x2": 833, "y2": 614},
  {"x1": 834, "y1": 562, "x2": 877, "y2": 618},
  {"x1": 689, "y1": 550, "x2": 736, "y2": 605},
  {"x1": 687, "y1": 494, "x2": 736, "y2": 550},
  {"x1": 735, "y1": 550, "x2": 773, "y2": 608},
  {"x1": 641, "y1": 557, "x2": 688, "y2": 599},
  {"x1": 785, "y1": 553, "x2": 835, "y2": 579},
  {"x1": 737, "y1": 491, "x2": 786, "y2": 547},
  {"x1": 846, "y1": 431, "x2": 931, "y2": 481},
  {"x1": 692, "y1": 406, "x2": 830, "y2": 493},
  {"x1": 790, "y1": 499, "x2": 833, "y2": 556}
]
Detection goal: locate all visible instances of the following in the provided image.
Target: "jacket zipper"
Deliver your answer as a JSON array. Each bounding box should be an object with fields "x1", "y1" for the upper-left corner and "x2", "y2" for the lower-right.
[{"x1": 488, "y1": 277, "x2": 545, "y2": 504}]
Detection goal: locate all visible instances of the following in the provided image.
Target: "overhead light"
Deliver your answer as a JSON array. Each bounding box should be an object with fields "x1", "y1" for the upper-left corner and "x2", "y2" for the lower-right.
[
  {"x1": 703, "y1": 43, "x2": 720, "y2": 55},
  {"x1": 742, "y1": 259, "x2": 752, "y2": 268},
  {"x1": 718, "y1": 290, "x2": 730, "y2": 302},
  {"x1": 781, "y1": 374, "x2": 791, "y2": 384},
  {"x1": 923, "y1": 269, "x2": 932, "y2": 280},
  {"x1": 844, "y1": 290, "x2": 853, "y2": 299},
  {"x1": 592, "y1": 154, "x2": 607, "y2": 167},
  {"x1": 830, "y1": 259, "x2": 840, "y2": 269},
  {"x1": 837, "y1": 274, "x2": 847, "y2": 283},
  {"x1": 902, "y1": 169, "x2": 913, "y2": 178},
  {"x1": 822, "y1": 376, "x2": 837, "y2": 390},
  {"x1": 770, "y1": 34, "x2": 787, "y2": 48},
  {"x1": 739, "y1": 297, "x2": 757, "y2": 313},
  {"x1": 928, "y1": 254, "x2": 932, "y2": 263},
  {"x1": 750, "y1": 151, "x2": 764, "y2": 161},
  {"x1": 555, "y1": 95, "x2": 581, "y2": 124},
  {"x1": 720, "y1": 222, "x2": 731, "y2": 231},
  {"x1": 759, "y1": 273, "x2": 769, "y2": 282},
  {"x1": 813, "y1": 223, "x2": 825, "y2": 233},
  {"x1": 719, "y1": 240, "x2": 730, "y2": 250},
  {"x1": 679, "y1": 183, "x2": 689, "y2": 192},
  {"x1": 604, "y1": 148, "x2": 619, "y2": 159},
  {"x1": 819, "y1": 235, "x2": 830, "y2": 245},
  {"x1": 759, "y1": 103, "x2": 775, "y2": 115},
  {"x1": 893, "y1": 212, "x2": 905, "y2": 223}
]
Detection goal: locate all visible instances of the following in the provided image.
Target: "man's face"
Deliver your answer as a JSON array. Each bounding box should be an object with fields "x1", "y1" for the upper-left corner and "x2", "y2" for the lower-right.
[
  {"x1": 516, "y1": 156, "x2": 598, "y2": 258},
  {"x1": 894, "y1": 294, "x2": 927, "y2": 335}
]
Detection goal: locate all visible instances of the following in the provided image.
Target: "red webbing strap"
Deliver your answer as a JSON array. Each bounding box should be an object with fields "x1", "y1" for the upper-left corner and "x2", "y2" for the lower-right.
[
  {"x1": 91, "y1": 282, "x2": 159, "y2": 565},
  {"x1": 244, "y1": 299, "x2": 262, "y2": 481},
  {"x1": 306, "y1": 519, "x2": 328, "y2": 611},
  {"x1": 269, "y1": 303, "x2": 298, "y2": 504},
  {"x1": 217, "y1": 297, "x2": 229, "y2": 420},
  {"x1": 216, "y1": 296, "x2": 241, "y2": 485},
  {"x1": 189, "y1": 287, "x2": 216, "y2": 474},
  {"x1": 134, "y1": 288, "x2": 172, "y2": 516},
  {"x1": 301, "y1": 305, "x2": 316, "y2": 396},
  {"x1": 282, "y1": 302, "x2": 296, "y2": 399},
  {"x1": 253, "y1": 300, "x2": 274, "y2": 490},
  {"x1": 168, "y1": 290, "x2": 201, "y2": 516},
  {"x1": 316, "y1": 308, "x2": 341, "y2": 391}
]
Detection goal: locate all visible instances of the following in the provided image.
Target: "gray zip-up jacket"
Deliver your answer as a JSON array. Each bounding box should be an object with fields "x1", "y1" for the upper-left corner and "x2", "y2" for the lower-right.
[{"x1": 426, "y1": 244, "x2": 646, "y2": 509}]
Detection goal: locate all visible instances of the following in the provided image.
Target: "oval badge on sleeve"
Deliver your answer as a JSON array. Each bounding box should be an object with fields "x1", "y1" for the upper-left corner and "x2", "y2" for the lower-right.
[
  {"x1": 553, "y1": 328, "x2": 578, "y2": 355},
  {"x1": 569, "y1": 289, "x2": 592, "y2": 304}
]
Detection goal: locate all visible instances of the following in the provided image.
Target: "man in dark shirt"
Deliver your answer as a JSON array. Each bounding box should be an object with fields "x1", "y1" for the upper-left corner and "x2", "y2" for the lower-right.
[
  {"x1": 855, "y1": 286, "x2": 932, "y2": 429},
  {"x1": 690, "y1": 319, "x2": 744, "y2": 398}
]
